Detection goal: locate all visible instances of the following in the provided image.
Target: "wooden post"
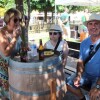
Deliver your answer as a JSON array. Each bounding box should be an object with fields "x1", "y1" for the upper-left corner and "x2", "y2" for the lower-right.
[{"x1": 48, "y1": 79, "x2": 56, "y2": 100}]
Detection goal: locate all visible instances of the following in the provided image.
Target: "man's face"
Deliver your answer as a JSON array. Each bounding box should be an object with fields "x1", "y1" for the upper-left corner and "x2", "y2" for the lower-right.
[{"x1": 87, "y1": 20, "x2": 100, "y2": 36}]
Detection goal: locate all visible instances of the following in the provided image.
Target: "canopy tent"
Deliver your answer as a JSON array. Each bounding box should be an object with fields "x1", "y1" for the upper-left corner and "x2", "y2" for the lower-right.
[
  {"x1": 55, "y1": 0, "x2": 100, "y2": 6},
  {"x1": 54, "y1": 0, "x2": 100, "y2": 23}
]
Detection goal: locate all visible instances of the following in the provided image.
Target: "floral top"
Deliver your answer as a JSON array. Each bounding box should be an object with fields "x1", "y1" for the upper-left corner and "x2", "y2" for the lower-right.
[{"x1": 0, "y1": 36, "x2": 22, "y2": 91}]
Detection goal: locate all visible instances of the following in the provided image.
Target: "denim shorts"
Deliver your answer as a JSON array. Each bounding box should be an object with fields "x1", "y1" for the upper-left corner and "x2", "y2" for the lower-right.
[{"x1": 66, "y1": 72, "x2": 99, "y2": 89}]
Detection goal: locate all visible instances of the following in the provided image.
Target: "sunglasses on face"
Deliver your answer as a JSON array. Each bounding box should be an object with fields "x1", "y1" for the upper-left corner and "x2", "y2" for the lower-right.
[
  {"x1": 14, "y1": 18, "x2": 22, "y2": 23},
  {"x1": 49, "y1": 32, "x2": 58, "y2": 35},
  {"x1": 89, "y1": 44, "x2": 95, "y2": 55}
]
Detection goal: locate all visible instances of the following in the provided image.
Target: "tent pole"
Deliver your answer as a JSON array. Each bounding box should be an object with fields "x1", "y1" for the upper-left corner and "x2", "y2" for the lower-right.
[{"x1": 55, "y1": 1, "x2": 57, "y2": 24}]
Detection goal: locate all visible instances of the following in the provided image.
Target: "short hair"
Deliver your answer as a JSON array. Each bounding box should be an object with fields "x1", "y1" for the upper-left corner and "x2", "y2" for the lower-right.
[{"x1": 4, "y1": 8, "x2": 21, "y2": 24}]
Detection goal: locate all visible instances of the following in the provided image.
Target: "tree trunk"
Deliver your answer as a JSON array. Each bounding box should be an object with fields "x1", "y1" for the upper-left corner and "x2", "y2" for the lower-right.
[
  {"x1": 26, "y1": 0, "x2": 30, "y2": 28},
  {"x1": 15, "y1": 0, "x2": 24, "y2": 14},
  {"x1": 14, "y1": 0, "x2": 31, "y2": 47},
  {"x1": 44, "y1": 10, "x2": 47, "y2": 22}
]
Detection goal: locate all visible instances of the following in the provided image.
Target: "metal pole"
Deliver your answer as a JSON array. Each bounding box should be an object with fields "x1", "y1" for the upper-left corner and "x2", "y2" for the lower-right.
[{"x1": 55, "y1": 1, "x2": 57, "y2": 24}]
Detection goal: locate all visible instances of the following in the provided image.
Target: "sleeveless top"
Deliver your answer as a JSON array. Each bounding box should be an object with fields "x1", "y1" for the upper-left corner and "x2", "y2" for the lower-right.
[
  {"x1": 0, "y1": 36, "x2": 22, "y2": 91},
  {"x1": 45, "y1": 40, "x2": 65, "y2": 52}
]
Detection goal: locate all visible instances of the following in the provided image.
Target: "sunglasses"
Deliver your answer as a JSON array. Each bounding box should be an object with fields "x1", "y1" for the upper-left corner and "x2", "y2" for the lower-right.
[
  {"x1": 49, "y1": 32, "x2": 58, "y2": 35},
  {"x1": 14, "y1": 18, "x2": 22, "y2": 23},
  {"x1": 89, "y1": 44, "x2": 95, "y2": 55}
]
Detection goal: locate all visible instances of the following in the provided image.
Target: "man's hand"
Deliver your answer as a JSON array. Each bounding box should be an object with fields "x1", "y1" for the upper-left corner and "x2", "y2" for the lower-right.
[
  {"x1": 89, "y1": 88, "x2": 100, "y2": 100},
  {"x1": 74, "y1": 75, "x2": 81, "y2": 87}
]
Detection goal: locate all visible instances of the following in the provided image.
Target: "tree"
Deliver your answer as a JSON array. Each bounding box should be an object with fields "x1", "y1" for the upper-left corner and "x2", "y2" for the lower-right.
[
  {"x1": 88, "y1": 6, "x2": 100, "y2": 12},
  {"x1": 31, "y1": 0, "x2": 55, "y2": 22}
]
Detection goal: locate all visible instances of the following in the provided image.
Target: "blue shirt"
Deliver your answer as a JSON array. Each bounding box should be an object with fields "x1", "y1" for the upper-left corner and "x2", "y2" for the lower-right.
[{"x1": 79, "y1": 36, "x2": 100, "y2": 77}]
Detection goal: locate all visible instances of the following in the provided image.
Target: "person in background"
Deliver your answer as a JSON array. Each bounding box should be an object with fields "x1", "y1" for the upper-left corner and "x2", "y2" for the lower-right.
[
  {"x1": 0, "y1": 8, "x2": 22, "y2": 99},
  {"x1": 44, "y1": 24, "x2": 69, "y2": 67},
  {"x1": 79, "y1": 9, "x2": 90, "y2": 38},
  {"x1": 66, "y1": 13, "x2": 100, "y2": 100},
  {"x1": 60, "y1": 7, "x2": 70, "y2": 38}
]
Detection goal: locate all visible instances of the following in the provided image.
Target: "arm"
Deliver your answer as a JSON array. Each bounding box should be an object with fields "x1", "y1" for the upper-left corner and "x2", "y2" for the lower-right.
[
  {"x1": 74, "y1": 59, "x2": 85, "y2": 87},
  {"x1": 0, "y1": 27, "x2": 21, "y2": 56},
  {"x1": 62, "y1": 18, "x2": 69, "y2": 24},
  {"x1": 89, "y1": 79, "x2": 100, "y2": 100},
  {"x1": 62, "y1": 40, "x2": 69, "y2": 67},
  {"x1": 96, "y1": 79, "x2": 100, "y2": 85},
  {"x1": 60, "y1": 13, "x2": 69, "y2": 26},
  {"x1": 76, "y1": 59, "x2": 84, "y2": 78}
]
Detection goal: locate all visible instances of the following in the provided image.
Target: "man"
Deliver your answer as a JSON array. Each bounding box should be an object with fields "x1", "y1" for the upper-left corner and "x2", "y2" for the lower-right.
[
  {"x1": 66, "y1": 13, "x2": 100, "y2": 100},
  {"x1": 60, "y1": 8, "x2": 70, "y2": 38}
]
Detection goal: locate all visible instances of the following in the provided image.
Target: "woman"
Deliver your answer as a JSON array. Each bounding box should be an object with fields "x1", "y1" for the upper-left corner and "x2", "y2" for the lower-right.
[
  {"x1": 44, "y1": 24, "x2": 69, "y2": 67},
  {"x1": 0, "y1": 8, "x2": 22, "y2": 99}
]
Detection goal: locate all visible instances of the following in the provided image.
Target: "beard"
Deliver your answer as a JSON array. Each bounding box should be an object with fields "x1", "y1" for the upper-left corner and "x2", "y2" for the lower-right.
[{"x1": 91, "y1": 32, "x2": 100, "y2": 37}]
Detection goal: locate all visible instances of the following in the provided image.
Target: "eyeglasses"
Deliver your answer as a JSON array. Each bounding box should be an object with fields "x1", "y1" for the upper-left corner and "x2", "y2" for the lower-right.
[
  {"x1": 14, "y1": 18, "x2": 22, "y2": 23},
  {"x1": 89, "y1": 44, "x2": 95, "y2": 55},
  {"x1": 49, "y1": 32, "x2": 58, "y2": 35}
]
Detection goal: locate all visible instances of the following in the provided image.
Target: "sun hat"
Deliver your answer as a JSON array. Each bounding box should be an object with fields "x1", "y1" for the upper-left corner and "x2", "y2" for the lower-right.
[
  {"x1": 49, "y1": 24, "x2": 63, "y2": 32},
  {"x1": 84, "y1": 13, "x2": 100, "y2": 25}
]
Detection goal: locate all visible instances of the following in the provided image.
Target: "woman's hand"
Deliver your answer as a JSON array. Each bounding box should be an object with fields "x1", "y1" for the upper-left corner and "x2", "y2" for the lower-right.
[
  {"x1": 13, "y1": 26, "x2": 21, "y2": 38},
  {"x1": 89, "y1": 88, "x2": 100, "y2": 100}
]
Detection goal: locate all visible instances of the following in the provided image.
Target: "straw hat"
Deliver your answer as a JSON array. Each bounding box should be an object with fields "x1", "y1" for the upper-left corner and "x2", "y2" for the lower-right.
[
  {"x1": 84, "y1": 13, "x2": 100, "y2": 25},
  {"x1": 49, "y1": 24, "x2": 62, "y2": 32}
]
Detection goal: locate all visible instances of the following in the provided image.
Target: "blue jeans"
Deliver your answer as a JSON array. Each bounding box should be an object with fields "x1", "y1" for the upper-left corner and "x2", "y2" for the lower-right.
[{"x1": 66, "y1": 72, "x2": 99, "y2": 89}]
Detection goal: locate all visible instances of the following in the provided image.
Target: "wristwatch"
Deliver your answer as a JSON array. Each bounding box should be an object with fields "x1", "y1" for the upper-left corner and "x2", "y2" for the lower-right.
[{"x1": 96, "y1": 84, "x2": 100, "y2": 89}]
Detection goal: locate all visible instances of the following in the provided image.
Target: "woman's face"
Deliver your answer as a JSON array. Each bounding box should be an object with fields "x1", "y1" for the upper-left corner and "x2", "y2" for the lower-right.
[
  {"x1": 8, "y1": 16, "x2": 21, "y2": 29},
  {"x1": 49, "y1": 31, "x2": 60, "y2": 41},
  {"x1": 87, "y1": 20, "x2": 100, "y2": 36}
]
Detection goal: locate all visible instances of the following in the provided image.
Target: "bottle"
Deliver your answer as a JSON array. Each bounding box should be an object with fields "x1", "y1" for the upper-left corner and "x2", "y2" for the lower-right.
[
  {"x1": 30, "y1": 44, "x2": 38, "y2": 57},
  {"x1": 20, "y1": 43, "x2": 28, "y2": 62},
  {"x1": 38, "y1": 39, "x2": 44, "y2": 60},
  {"x1": 33, "y1": 44, "x2": 38, "y2": 56}
]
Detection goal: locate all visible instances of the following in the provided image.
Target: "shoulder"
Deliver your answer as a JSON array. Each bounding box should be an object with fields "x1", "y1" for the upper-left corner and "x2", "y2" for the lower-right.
[
  {"x1": 61, "y1": 39, "x2": 68, "y2": 47},
  {"x1": 62, "y1": 39, "x2": 68, "y2": 44},
  {"x1": 0, "y1": 26, "x2": 6, "y2": 34},
  {"x1": 44, "y1": 40, "x2": 50, "y2": 48},
  {"x1": 45, "y1": 40, "x2": 50, "y2": 45},
  {"x1": 0, "y1": 27, "x2": 6, "y2": 37},
  {"x1": 81, "y1": 36, "x2": 90, "y2": 47}
]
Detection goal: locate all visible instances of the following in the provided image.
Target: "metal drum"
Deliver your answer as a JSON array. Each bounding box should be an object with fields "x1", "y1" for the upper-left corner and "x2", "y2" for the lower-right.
[{"x1": 8, "y1": 55, "x2": 66, "y2": 100}]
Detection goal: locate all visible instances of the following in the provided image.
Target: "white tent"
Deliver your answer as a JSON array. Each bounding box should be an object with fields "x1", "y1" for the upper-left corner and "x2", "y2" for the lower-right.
[
  {"x1": 54, "y1": 0, "x2": 100, "y2": 23},
  {"x1": 55, "y1": 0, "x2": 100, "y2": 6}
]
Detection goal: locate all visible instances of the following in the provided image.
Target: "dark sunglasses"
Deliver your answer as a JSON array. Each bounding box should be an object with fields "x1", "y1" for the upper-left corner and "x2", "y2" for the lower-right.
[
  {"x1": 89, "y1": 44, "x2": 95, "y2": 55},
  {"x1": 14, "y1": 18, "x2": 22, "y2": 23},
  {"x1": 49, "y1": 32, "x2": 58, "y2": 35}
]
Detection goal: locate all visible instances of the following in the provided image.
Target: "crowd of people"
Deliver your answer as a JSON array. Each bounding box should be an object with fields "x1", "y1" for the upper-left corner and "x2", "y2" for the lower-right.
[{"x1": 0, "y1": 7, "x2": 100, "y2": 100}]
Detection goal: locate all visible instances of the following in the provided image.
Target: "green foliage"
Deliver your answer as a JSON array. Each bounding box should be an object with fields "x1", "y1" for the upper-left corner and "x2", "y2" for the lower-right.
[
  {"x1": 57, "y1": 5, "x2": 87, "y2": 13},
  {"x1": 88, "y1": 6, "x2": 100, "y2": 12},
  {"x1": 0, "y1": 0, "x2": 15, "y2": 9},
  {"x1": 31, "y1": 0, "x2": 55, "y2": 11}
]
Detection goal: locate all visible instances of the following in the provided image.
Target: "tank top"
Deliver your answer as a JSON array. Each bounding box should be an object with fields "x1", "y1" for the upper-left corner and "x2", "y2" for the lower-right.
[{"x1": 45, "y1": 40, "x2": 65, "y2": 52}]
